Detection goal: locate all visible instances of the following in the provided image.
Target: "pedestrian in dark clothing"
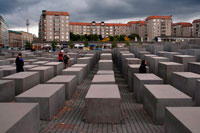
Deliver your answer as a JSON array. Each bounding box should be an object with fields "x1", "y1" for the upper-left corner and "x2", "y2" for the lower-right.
[
  {"x1": 139, "y1": 60, "x2": 147, "y2": 73},
  {"x1": 63, "y1": 53, "x2": 70, "y2": 69},
  {"x1": 15, "y1": 52, "x2": 24, "y2": 73}
]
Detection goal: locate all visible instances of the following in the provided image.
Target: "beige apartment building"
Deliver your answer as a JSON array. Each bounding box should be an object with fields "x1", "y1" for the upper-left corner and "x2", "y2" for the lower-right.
[
  {"x1": 8, "y1": 30, "x2": 22, "y2": 48},
  {"x1": 39, "y1": 10, "x2": 70, "y2": 42},
  {"x1": 128, "y1": 21, "x2": 146, "y2": 40},
  {"x1": 21, "y1": 31, "x2": 34, "y2": 46},
  {"x1": 172, "y1": 22, "x2": 192, "y2": 37},
  {"x1": 146, "y1": 16, "x2": 172, "y2": 41},
  {"x1": 0, "y1": 15, "x2": 9, "y2": 46},
  {"x1": 70, "y1": 21, "x2": 130, "y2": 38},
  {"x1": 192, "y1": 19, "x2": 200, "y2": 37}
]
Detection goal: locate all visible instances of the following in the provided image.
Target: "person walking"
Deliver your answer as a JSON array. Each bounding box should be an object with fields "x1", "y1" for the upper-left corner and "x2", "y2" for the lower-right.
[
  {"x1": 58, "y1": 50, "x2": 64, "y2": 62},
  {"x1": 15, "y1": 52, "x2": 24, "y2": 73},
  {"x1": 63, "y1": 53, "x2": 70, "y2": 69},
  {"x1": 139, "y1": 60, "x2": 147, "y2": 73}
]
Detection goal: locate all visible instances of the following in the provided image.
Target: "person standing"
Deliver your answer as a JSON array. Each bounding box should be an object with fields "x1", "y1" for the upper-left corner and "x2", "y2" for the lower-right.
[
  {"x1": 15, "y1": 52, "x2": 24, "y2": 73},
  {"x1": 139, "y1": 60, "x2": 147, "y2": 73},
  {"x1": 58, "y1": 50, "x2": 64, "y2": 62},
  {"x1": 63, "y1": 53, "x2": 70, "y2": 69}
]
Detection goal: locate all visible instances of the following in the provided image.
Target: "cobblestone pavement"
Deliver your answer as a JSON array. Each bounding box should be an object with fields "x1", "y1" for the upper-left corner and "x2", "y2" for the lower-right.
[{"x1": 40, "y1": 65, "x2": 164, "y2": 133}]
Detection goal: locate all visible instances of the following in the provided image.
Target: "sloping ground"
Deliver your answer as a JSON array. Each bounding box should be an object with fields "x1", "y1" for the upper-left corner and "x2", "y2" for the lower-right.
[{"x1": 40, "y1": 65, "x2": 164, "y2": 133}]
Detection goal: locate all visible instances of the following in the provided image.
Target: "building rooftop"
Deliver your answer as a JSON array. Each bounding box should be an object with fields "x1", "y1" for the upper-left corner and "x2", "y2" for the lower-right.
[
  {"x1": 146, "y1": 16, "x2": 171, "y2": 20},
  {"x1": 43, "y1": 10, "x2": 70, "y2": 16},
  {"x1": 172, "y1": 22, "x2": 192, "y2": 27}
]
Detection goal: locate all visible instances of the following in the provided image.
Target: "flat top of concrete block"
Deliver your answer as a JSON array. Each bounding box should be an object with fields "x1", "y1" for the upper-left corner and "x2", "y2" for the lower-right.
[
  {"x1": 92, "y1": 75, "x2": 115, "y2": 82},
  {"x1": 157, "y1": 51, "x2": 168, "y2": 53},
  {"x1": 16, "y1": 84, "x2": 64, "y2": 98},
  {"x1": 78, "y1": 57, "x2": 92, "y2": 59},
  {"x1": 174, "y1": 55, "x2": 195, "y2": 58},
  {"x1": 134, "y1": 74, "x2": 163, "y2": 81},
  {"x1": 144, "y1": 54, "x2": 157, "y2": 57},
  {"x1": 0, "y1": 65, "x2": 14, "y2": 69},
  {"x1": 151, "y1": 57, "x2": 169, "y2": 60},
  {"x1": 63, "y1": 67, "x2": 83, "y2": 72},
  {"x1": 29, "y1": 66, "x2": 53, "y2": 71},
  {"x1": 97, "y1": 70, "x2": 114, "y2": 75},
  {"x1": 189, "y1": 62, "x2": 200, "y2": 65},
  {"x1": 138, "y1": 51, "x2": 150, "y2": 54},
  {"x1": 86, "y1": 84, "x2": 120, "y2": 99},
  {"x1": 3, "y1": 72, "x2": 39, "y2": 79},
  {"x1": 122, "y1": 53, "x2": 134, "y2": 56},
  {"x1": 34, "y1": 61, "x2": 49, "y2": 64},
  {"x1": 125, "y1": 58, "x2": 140, "y2": 61},
  {"x1": 0, "y1": 80, "x2": 13, "y2": 84},
  {"x1": 167, "y1": 52, "x2": 181, "y2": 54},
  {"x1": 24, "y1": 65, "x2": 38, "y2": 68},
  {"x1": 24, "y1": 59, "x2": 39, "y2": 62},
  {"x1": 159, "y1": 62, "x2": 183, "y2": 66},
  {"x1": 72, "y1": 64, "x2": 87, "y2": 67},
  {"x1": 0, "y1": 103, "x2": 38, "y2": 133},
  {"x1": 128, "y1": 64, "x2": 140, "y2": 68},
  {"x1": 166, "y1": 107, "x2": 200, "y2": 133},
  {"x1": 99, "y1": 60, "x2": 113, "y2": 63},
  {"x1": 145, "y1": 85, "x2": 191, "y2": 99},
  {"x1": 101, "y1": 53, "x2": 112, "y2": 55},
  {"x1": 44, "y1": 62, "x2": 62, "y2": 65},
  {"x1": 173, "y1": 72, "x2": 200, "y2": 78},
  {"x1": 47, "y1": 75, "x2": 76, "y2": 83},
  {"x1": 6, "y1": 58, "x2": 16, "y2": 60},
  {"x1": 1, "y1": 67, "x2": 16, "y2": 70}
]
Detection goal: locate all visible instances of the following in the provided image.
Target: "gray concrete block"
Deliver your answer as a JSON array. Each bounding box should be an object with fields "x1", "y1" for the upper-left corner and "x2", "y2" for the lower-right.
[
  {"x1": 24, "y1": 59, "x2": 39, "y2": 65},
  {"x1": 133, "y1": 74, "x2": 163, "y2": 103},
  {"x1": 0, "y1": 103, "x2": 40, "y2": 133},
  {"x1": 156, "y1": 51, "x2": 168, "y2": 57},
  {"x1": 32, "y1": 61, "x2": 49, "y2": 66},
  {"x1": 44, "y1": 62, "x2": 63, "y2": 76},
  {"x1": 99, "y1": 60, "x2": 113, "y2": 70},
  {"x1": 3, "y1": 72, "x2": 40, "y2": 95},
  {"x1": 46, "y1": 75, "x2": 77, "y2": 99},
  {"x1": 6, "y1": 58, "x2": 16, "y2": 64},
  {"x1": 143, "y1": 54, "x2": 157, "y2": 66},
  {"x1": 16, "y1": 84, "x2": 65, "y2": 120},
  {"x1": 165, "y1": 107, "x2": 200, "y2": 133},
  {"x1": 144, "y1": 85, "x2": 193, "y2": 125},
  {"x1": 62, "y1": 67, "x2": 84, "y2": 84},
  {"x1": 149, "y1": 56, "x2": 169, "y2": 74},
  {"x1": 171, "y1": 72, "x2": 200, "y2": 99},
  {"x1": 128, "y1": 64, "x2": 149, "y2": 91},
  {"x1": 163, "y1": 52, "x2": 181, "y2": 61},
  {"x1": 0, "y1": 80, "x2": 15, "y2": 102},
  {"x1": 158, "y1": 62, "x2": 184, "y2": 84},
  {"x1": 1, "y1": 67, "x2": 16, "y2": 77},
  {"x1": 24, "y1": 65, "x2": 39, "y2": 71},
  {"x1": 173, "y1": 55, "x2": 196, "y2": 71},
  {"x1": 100, "y1": 53, "x2": 112, "y2": 60},
  {"x1": 0, "y1": 60, "x2": 10, "y2": 66},
  {"x1": 77, "y1": 57, "x2": 92, "y2": 72},
  {"x1": 97, "y1": 70, "x2": 114, "y2": 75},
  {"x1": 71, "y1": 64, "x2": 88, "y2": 78},
  {"x1": 85, "y1": 84, "x2": 121, "y2": 123},
  {"x1": 92, "y1": 75, "x2": 115, "y2": 84},
  {"x1": 137, "y1": 51, "x2": 151, "y2": 59},
  {"x1": 28, "y1": 66, "x2": 54, "y2": 84},
  {"x1": 0, "y1": 70, "x2": 3, "y2": 78},
  {"x1": 188, "y1": 62, "x2": 200, "y2": 74}
]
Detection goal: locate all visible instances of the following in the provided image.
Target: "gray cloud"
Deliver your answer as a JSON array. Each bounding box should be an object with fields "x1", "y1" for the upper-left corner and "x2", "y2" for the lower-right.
[{"x1": 0, "y1": 0, "x2": 200, "y2": 35}]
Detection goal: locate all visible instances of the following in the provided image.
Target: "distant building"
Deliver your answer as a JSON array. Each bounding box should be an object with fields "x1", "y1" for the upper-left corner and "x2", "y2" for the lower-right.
[
  {"x1": 39, "y1": 10, "x2": 70, "y2": 42},
  {"x1": 172, "y1": 22, "x2": 192, "y2": 37},
  {"x1": 70, "y1": 21, "x2": 130, "y2": 38},
  {"x1": 146, "y1": 16, "x2": 172, "y2": 41},
  {"x1": 21, "y1": 31, "x2": 34, "y2": 46},
  {"x1": 128, "y1": 21, "x2": 147, "y2": 40},
  {"x1": 192, "y1": 19, "x2": 200, "y2": 37},
  {"x1": 0, "y1": 15, "x2": 9, "y2": 46},
  {"x1": 8, "y1": 30, "x2": 22, "y2": 48}
]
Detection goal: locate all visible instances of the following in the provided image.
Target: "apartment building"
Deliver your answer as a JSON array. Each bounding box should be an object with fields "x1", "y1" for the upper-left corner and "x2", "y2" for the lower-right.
[
  {"x1": 128, "y1": 21, "x2": 146, "y2": 40},
  {"x1": 172, "y1": 22, "x2": 192, "y2": 37},
  {"x1": 70, "y1": 21, "x2": 130, "y2": 38},
  {"x1": 39, "y1": 10, "x2": 70, "y2": 42},
  {"x1": 192, "y1": 19, "x2": 200, "y2": 37},
  {"x1": 8, "y1": 30, "x2": 22, "y2": 48},
  {"x1": 146, "y1": 16, "x2": 172, "y2": 41},
  {"x1": 0, "y1": 15, "x2": 9, "y2": 46},
  {"x1": 21, "y1": 31, "x2": 34, "y2": 46}
]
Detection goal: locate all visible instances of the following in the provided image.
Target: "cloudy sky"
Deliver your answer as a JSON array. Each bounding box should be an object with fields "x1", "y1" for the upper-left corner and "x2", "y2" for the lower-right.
[{"x1": 1, "y1": 0, "x2": 200, "y2": 36}]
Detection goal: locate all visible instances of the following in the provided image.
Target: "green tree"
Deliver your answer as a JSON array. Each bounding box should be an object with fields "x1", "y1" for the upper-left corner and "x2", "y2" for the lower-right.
[
  {"x1": 125, "y1": 41, "x2": 130, "y2": 47},
  {"x1": 69, "y1": 41, "x2": 75, "y2": 49},
  {"x1": 112, "y1": 38, "x2": 117, "y2": 48},
  {"x1": 51, "y1": 40, "x2": 57, "y2": 50},
  {"x1": 25, "y1": 41, "x2": 32, "y2": 49},
  {"x1": 84, "y1": 40, "x2": 89, "y2": 47}
]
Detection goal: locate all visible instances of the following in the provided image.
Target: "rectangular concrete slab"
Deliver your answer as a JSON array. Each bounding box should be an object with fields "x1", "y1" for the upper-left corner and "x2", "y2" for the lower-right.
[
  {"x1": 96, "y1": 70, "x2": 114, "y2": 75},
  {"x1": 188, "y1": 62, "x2": 200, "y2": 74},
  {"x1": 0, "y1": 103, "x2": 40, "y2": 133},
  {"x1": 16, "y1": 84, "x2": 65, "y2": 120},
  {"x1": 165, "y1": 107, "x2": 200, "y2": 133},
  {"x1": 46, "y1": 75, "x2": 77, "y2": 99},
  {"x1": 71, "y1": 64, "x2": 88, "y2": 78},
  {"x1": 44, "y1": 62, "x2": 63, "y2": 76},
  {"x1": 149, "y1": 56, "x2": 169, "y2": 74},
  {"x1": 99, "y1": 60, "x2": 113, "y2": 70},
  {"x1": 133, "y1": 73, "x2": 163, "y2": 103},
  {"x1": 144, "y1": 85, "x2": 193, "y2": 125},
  {"x1": 171, "y1": 72, "x2": 200, "y2": 99},
  {"x1": 0, "y1": 80, "x2": 15, "y2": 102},
  {"x1": 3, "y1": 72, "x2": 40, "y2": 95},
  {"x1": 28, "y1": 66, "x2": 54, "y2": 84},
  {"x1": 173, "y1": 55, "x2": 196, "y2": 71},
  {"x1": 92, "y1": 75, "x2": 115, "y2": 84},
  {"x1": 32, "y1": 61, "x2": 49, "y2": 66},
  {"x1": 24, "y1": 65, "x2": 39, "y2": 71},
  {"x1": 158, "y1": 62, "x2": 184, "y2": 84},
  {"x1": 85, "y1": 84, "x2": 121, "y2": 123}
]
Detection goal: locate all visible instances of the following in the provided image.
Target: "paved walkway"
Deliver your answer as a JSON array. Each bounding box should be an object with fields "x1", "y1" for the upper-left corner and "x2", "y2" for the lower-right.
[{"x1": 40, "y1": 65, "x2": 164, "y2": 133}]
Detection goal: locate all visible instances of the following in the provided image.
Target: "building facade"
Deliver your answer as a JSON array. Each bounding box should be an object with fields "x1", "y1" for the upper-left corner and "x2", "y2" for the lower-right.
[
  {"x1": 146, "y1": 16, "x2": 172, "y2": 41},
  {"x1": 192, "y1": 19, "x2": 200, "y2": 37},
  {"x1": 128, "y1": 21, "x2": 147, "y2": 40},
  {"x1": 0, "y1": 15, "x2": 9, "y2": 46},
  {"x1": 21, "y1": 31, "x2": 34, "y2": 46},
  {"x1": 39, "y1": 10, "x2": 70, "y2": 42},
  {"x1": 70, "y1": 21, "x2": 130, "y2": 38},
  {"x1": 172, "y1": 22, "x2": 192, "y2": 37},
  {"x1": 9, "y1": 30, "x2": 22, "y2": 48}
]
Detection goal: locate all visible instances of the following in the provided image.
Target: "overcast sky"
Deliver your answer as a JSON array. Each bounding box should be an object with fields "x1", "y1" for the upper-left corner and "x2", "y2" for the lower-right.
[{"x1": 1, "y1": 0, "x2": 200, "y2": 36}]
